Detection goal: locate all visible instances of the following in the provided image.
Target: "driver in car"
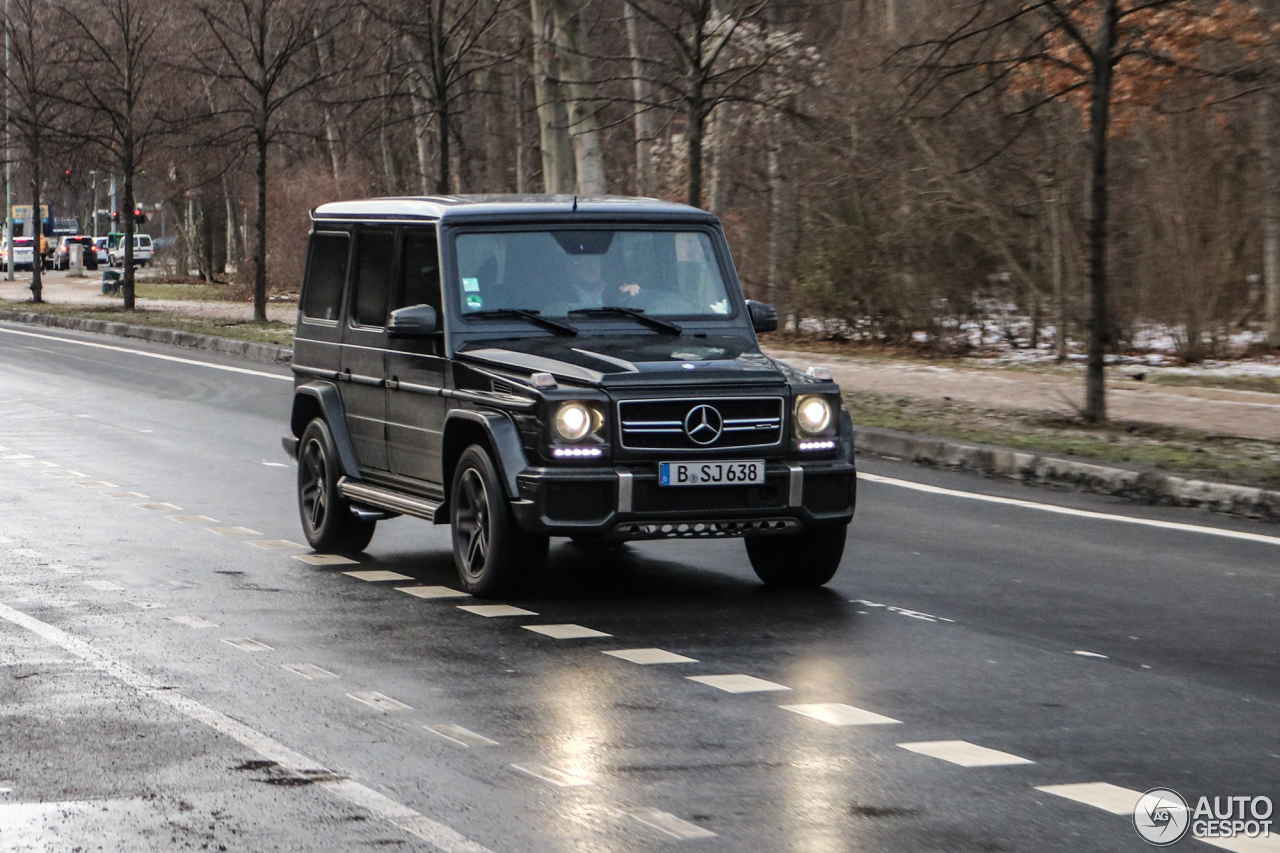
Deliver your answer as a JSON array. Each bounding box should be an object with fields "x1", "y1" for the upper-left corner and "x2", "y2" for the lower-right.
[{"x1": 565, "y1": 253, "x2": 641, "y2": 308}]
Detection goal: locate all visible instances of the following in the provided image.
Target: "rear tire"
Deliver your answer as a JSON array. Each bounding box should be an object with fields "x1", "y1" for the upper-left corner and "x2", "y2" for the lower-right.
[
  {"x1": 745, "y1": 525, "x2": 847, "y2": 588},
  {"x1": 297, "y1": 419, "x2": 376, "y2": 554},
  {"x1": 451, "y1": 445, "x2": 547, "y2": 597}
]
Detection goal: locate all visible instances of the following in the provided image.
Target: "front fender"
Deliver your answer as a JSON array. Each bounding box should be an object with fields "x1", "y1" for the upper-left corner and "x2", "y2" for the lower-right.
[
  {"x1": 290, "y1": 382, "x2": 361, "y2": 479},
  {"x1": 443, "y1": 409, "x2": 528, "y2": 500}
]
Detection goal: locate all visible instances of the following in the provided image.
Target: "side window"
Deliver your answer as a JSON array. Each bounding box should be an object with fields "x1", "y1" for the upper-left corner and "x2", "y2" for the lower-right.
[
  {"x1": 352, "y1": 230, "x2": 395, "y2": 327},
  {"x1": 398, "y1": 229, "x2": 442, "y2": 313},
  {"x1": 302, "y1": 232, "x2": 350, "y2": 321}
]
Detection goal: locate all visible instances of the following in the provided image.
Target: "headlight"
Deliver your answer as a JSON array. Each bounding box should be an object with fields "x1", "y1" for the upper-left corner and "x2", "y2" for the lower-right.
[
  {"x1": 554, "y1": 401, "x2": 594, "y2": 441},
  {"x1": 795, "y1": 395, "x2": 833, "y2": 437}
]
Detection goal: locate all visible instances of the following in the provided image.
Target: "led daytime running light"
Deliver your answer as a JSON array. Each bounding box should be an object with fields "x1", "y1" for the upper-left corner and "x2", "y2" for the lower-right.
[
  {"x1": 798, "y1": 439, "x2": 836, "y2": 451},
  {"x1": 553, "y1": 447, "x2": 603, "y2": 458}
]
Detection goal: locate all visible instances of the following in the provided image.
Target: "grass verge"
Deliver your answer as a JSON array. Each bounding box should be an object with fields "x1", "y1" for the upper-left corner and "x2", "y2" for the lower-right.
[
  {"x1": 134, "y1": 282, "x2": 248, "y2": 302},
  {"x1": 0, "y1": 300, "x2": 294, "y2": 346}
]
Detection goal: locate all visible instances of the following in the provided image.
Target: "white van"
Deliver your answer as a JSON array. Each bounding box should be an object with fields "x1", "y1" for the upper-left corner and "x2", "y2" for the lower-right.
[{"x1": 108, "y1": 233, "x2": 153, "y2": 267}]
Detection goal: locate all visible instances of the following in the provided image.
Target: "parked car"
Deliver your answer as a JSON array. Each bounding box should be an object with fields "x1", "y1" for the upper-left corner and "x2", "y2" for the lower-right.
[
  {"x1": 3, "y1": 237, "x2": 36, "y2": 270},
  {"x1": 53, "y1": 235, "x2": 99, "y2": 270},
  {"x1": 93, "y1": 236, "x2": 110, "y2": 266},
  {"x1": 283, "y1": 196, "x2": 857, "y2": 596},
  {"x1": 108, "y1": 232, "x2": 153, "y2": 267}
]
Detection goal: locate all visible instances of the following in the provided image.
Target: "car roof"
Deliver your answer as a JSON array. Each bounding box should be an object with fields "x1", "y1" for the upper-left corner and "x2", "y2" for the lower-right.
[{"x1": 310, "y1": 194, "x2": 716, "y2": 224}]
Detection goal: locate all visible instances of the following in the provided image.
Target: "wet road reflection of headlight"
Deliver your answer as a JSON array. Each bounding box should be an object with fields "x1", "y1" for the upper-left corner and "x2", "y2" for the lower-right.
[
  {"x1": 554, "y1": 401, "x2": 593, "y2": 441},
  {"x1": 795, "y1": 396, "x2": 833, "y2": 436}
]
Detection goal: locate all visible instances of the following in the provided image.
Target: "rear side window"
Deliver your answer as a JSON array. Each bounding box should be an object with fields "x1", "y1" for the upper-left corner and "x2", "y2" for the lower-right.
[
  {"x1": 352, "y1": 231, "x2": 394, "y2": 327},
  {"x1": 303, "y1": 232, "x2": 350, "y2": 321},
  {"x1": 399, "y1": 229, "x2": 441, "y2": 314}
]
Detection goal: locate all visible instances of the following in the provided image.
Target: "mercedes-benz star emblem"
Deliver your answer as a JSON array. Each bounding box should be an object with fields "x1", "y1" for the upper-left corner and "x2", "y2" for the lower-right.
[{"x1": 684, "y1": 404, "x2": 723, "y2": 445}]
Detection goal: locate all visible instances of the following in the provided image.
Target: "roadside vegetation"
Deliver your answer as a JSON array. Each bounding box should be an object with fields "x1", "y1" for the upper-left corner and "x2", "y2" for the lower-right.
[{"x1": 0, "y1": 301, "x2": 294, "y2": 346}]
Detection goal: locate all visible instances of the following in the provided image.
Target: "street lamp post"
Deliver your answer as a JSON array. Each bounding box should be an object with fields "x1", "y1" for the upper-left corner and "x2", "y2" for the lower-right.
[
  {"x1": 90, "y1": 170, "x2": 98, "y2": 237},
  {"x1": 4, "y1": 0, "x2": 13, "y2": 281}
]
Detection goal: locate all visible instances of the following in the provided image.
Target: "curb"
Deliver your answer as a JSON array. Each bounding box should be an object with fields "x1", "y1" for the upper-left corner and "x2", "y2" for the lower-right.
[
  {"x1": 0, "y1": 309, "x2": 294, "y2": 365},
  {"x1": 857, "y1": 426, "x2": 1280, "y2": 523}
]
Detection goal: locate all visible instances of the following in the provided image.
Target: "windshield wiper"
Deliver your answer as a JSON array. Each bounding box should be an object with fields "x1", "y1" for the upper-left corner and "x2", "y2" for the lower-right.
[
  {"x1": 568, "y1": 307, "x2": 682, "y2": 335},
  {"x1": 465, "y1": 309, "x2": 578, "y2": 336}
]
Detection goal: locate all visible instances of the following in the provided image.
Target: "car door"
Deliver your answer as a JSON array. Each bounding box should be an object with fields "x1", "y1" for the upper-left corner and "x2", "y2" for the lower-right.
[
  {"x1": 386, "y1": 226, "x2": 448, "y2": 488},
  {"x1": 340, "y1": 228, "x2": 395, "y2": 472}
]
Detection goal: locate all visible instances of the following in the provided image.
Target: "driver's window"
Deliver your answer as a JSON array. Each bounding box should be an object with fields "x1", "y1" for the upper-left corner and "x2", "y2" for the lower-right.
[{"x1": 398, "y1": 229, "x2": 442, "y2": 315}]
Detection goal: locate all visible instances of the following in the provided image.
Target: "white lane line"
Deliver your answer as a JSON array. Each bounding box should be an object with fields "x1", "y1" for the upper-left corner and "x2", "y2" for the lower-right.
[
  {"x1": 74, "y1": 480, "x2": 117, "y2": 488},
  {"x1": 0, "y1": 453, "x2": 33, "y2": 459},
  {"x1": 18, "y1": 460, "x2": 58, "y2": 468},
  {"x1": 349, "y1": 692, "x2": 412, "y2": 712},
  {"x1": 83, "y1": 580, "x2": 124, "y2": 591},
  {"x1": 167, "y1": 515, "x2": 220, "y2": 525},
  {"x1": 222, "y1": 637, "x2": 273, "y2": 652},
  {"x1": 43, "y1": 470, "x2": 87, "y2": 478},
  {"x1": 0, "y1": 599, "x2": 494, "y2": 853},
  {"x1": 511, "y1": 764, "x2": 592, "y2": 788},
  {"x1": 206, "y1": 526, "x2": 261, "y2": 537},
  {"x1": 426, "y1": 724, "x2": 499, "y2": 748},
  {"x1": 134, "y1": 502, "x2": 182, "y2": 512},
  {"x1": 103, "y1": 491, "x2": 147, "y2": 499},
  {"x1": 1035, "y1": 782, "x2": 1142, "y2": 815},
  {"x1": 261, "y1": 462, "x2": 290, "y2": 467},
  {"x1": 859, "y1": 472, "x2": 1280, "y2": 547},
  {"x1": 342, "y1": 570, "x2": 412, "y2": 581},
  {"x1": 1073, "y1": 650, "x2": 1109, "y2": 659},
  {"x1": 0, "y1": 326, "x2": 293, "y2": 382},
  {"x1": 397, "y1": 586, "x2": 470, "y2": 599},
  {"x1": 781, "y1": 703, "x2": 901, "y2": 726},
  {"x1": 457, "y1": 604, "x2": 537, "y2": 617},
  {"x1": 167, "y1": 616, "x2": 218, "y2": 629},
  {"x1": 523, "y1": 624, "x2": 611, "y2": 639},
  {"x1": 898, "y1": 740, "x2": 1034, "y2": 767},
  {"x1": 282, "y1": 663, "x2": 338, "y2": 680},
  {"x1": 124, "y1": 600, "x2": 163, "y2": 610},
  {"x1": 603, "y1": 648, "x2": 698, "y2": 665},
  {"x1": 248, "y1": 539, "x2": 306, "y2": 551},
  {"x1": 687, "y1": 674, "x2": 791, "y2": 694},
  {"x1": 622, "y1": 807, "x2": 717, "y2": 840},
  {"x1": 294, "y1": 554, "x2": 359, "y2": 566}
]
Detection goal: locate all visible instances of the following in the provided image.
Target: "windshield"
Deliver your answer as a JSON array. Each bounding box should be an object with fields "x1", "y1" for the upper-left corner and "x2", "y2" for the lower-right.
[{"x1": 454, "y1": 229, "x2": 732, "y2": 318}]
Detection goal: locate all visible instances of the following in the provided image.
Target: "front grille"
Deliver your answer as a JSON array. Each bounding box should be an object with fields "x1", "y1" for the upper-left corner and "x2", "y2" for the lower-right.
[
  {"x1": 618, "y1": 397, "x2": 783, "y2": 451},
  {"x1": 632, "y1": 479, "x2": 785, "y2": 513},
  {"x1": 545, "y1": 482, "x2": 613, "y2": 523}
]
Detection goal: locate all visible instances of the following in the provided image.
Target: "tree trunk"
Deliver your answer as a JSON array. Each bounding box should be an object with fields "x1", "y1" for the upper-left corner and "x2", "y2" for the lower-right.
[
  {"x1": 530, "y1": 0, "x2": 576, "y2": 193},
  {"x1": 707, "y1": 103, "x2": 729, "y2": 219},
  {"x1": 1083, "y1": 0, "x2": 1116, "y2": 423},
  {"x1": 550, "y1": 0, "x2": 604, "y2": 194},
  {"x1": 1050, "y1": 183, "x2": 1067, "y2": 362},
  {"x1": 314, "y1": 27, "x2": 342, "y2": 191},
  {"x1": 123, "y1": 151, "x2": 136, "y2": 308},
  {"x1": 1264, "y1": 88, "x2": 1280, "y2": 349},
  {"x1": 28, "y1": 149, "x2": 41, "y2": 303},
  {"x1": 687, "y1": 99, "x2": 704, "y2": 209},
  {"x1": 253, "y1": 129, "x2": 268, "y2": 323},
  {"x1": 766, "y1": 127, "x2": 784, "y2": 310},
  {"x1": 410, "y1": 88, "x2": 432, "y2": 195},
  {"x1": 625, "y1": 2, "x2": 656, "y2": 197}
]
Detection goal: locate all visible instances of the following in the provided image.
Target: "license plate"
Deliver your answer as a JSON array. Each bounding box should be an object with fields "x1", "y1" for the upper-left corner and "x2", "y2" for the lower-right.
[{"x1": 659, "y1": 460, "x2": 765, "y2": 486}]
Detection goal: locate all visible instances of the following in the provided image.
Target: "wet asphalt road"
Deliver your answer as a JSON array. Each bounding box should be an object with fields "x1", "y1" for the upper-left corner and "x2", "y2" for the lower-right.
[{"x1": 0, "y1": 320, "x2": 1277, "y2": 853}]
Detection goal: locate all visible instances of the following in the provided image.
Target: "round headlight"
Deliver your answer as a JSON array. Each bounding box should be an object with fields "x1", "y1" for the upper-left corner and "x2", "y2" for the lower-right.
[
  {"x1": 554, "y1": 401, "x2": 593, "y2": 441},
  {"x1": 796, "y1": 396, "x2": 833, "y2": 436}
]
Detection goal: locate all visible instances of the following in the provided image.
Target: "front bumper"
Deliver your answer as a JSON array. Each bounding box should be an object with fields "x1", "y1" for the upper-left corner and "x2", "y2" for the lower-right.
[{"x1": 511, "y1": 458, "x2": 856, "y2": 541}]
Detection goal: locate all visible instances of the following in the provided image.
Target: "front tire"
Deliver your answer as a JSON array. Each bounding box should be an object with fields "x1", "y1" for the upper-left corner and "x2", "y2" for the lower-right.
[
  {"x1": 297, "y1": 419, "x2": 375, "y2": 554},
  {"x1": 745, "y1": 525, "x2": 847, "y2": 587},
  {"x1": 451, "y1": 445, "x2": 547, "y2": 597}
]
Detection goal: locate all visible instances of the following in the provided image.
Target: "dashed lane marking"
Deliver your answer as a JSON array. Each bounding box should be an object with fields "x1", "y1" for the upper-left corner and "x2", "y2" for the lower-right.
[
  {"x1": 134, "y1": 502, "x2": 182, "y2": 512},
  {"x1": 342, "y1": 570, "x2": 411, "y2": 581},
  {"x1": 860, "y1": 471, "x2": 1280, "y2": 547},
  {"x1": 687, "y1": 674, "x2": 791, "y2": 694},
  {"x1": 1073, "y1": 650, "x2": 1109, "y2": 659},
  {"x1": 43, "y1": 470, "x2": 87, "y2": 478},
  {"x1": 222, "y1": 637, "x2": 273, "y2": 652},
  {"x1": 781, "y1": 703, "x2": 902, "y2": 726},
  {"x1": 167, "y1": 515, "x2": 220, "y2": 525},
  {"x1": 124, "y1": 600, "x2": 163, "y2": 610},
  {"x1": 0, "y1": 453, "x2": 33, "y2": 459},
  {"x1": 425, "y1": 725, "x2": 499, "y2": 748},
  {"x1": 511, "y1": 764, "x2": 592, "y2": 788},
  {"x1": 523, "y1": 624, "x2": 611, "y2": 639},
  {"x1": 83, "y1": 580, "x2": 124, "y2": 591},
  {"x1": 349, "y1": 692, "x2": 412, "y2": 712},
  {"x1": 397, "y1": 586, "x2": 470, "y2": 599},
  {"x1": 18, "y1": 460, "x2": 58, "y2": 468},
  {"x1": 622, "y1": 807, "x2": 717, "y2": 840},
  {"x1": 282, "y1": 663, "x2": 338, "y2": 680},
  {"x1": 167, "y1": 616, "x2": 217, "y2": 629},
  {"x1": 603, "y1": 648, "x2": 698, "y2": 665},
  {"x1": 103, "y1": 491, "x2": 147, "y2": 499},
  {"x1": 206, "y1": 526, "x2": 261, "y2": 537},
  {"x1": 295, "y1": 554, "x2": 359, "y2": 566},
  {"x1": 457, "y1": 604, "x2": 537, "y2": 617},
  {"x1": 1035, "y1": 782, "x2": 1141, "y2": 815},
  {"x1": 261, "y1": 462, "x2": 290, "y2": 467},
  {"x1": 0, "y1": 599, "x2": 495, "y2": 853},
  {"x1": 248, "y1": 539, "x2": 306, "y2": 551},
  {"x1": 74, "y1": 480, "x2": 117, "y2": 488},
  {"x1": 898, "y1": 740, "x2": 1034, "y2": 767}
]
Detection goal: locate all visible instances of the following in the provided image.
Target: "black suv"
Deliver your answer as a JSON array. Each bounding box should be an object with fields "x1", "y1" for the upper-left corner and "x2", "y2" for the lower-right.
[{"x1": 284, "y1": 196, "x2": 856, "y2": 596}]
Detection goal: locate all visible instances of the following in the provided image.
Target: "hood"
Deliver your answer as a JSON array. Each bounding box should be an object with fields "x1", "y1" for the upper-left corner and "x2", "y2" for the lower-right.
[{"x1": 455, "y1": 334, "x2": 786, "y2": 386}]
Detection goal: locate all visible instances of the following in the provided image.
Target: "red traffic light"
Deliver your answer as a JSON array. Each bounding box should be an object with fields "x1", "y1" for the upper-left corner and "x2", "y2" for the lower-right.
[{"x1": 133, "y1": 208, "x2": 146, "y2": 224}]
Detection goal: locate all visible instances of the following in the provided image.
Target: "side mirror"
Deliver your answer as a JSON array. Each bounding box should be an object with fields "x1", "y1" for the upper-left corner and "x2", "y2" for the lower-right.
[
  {"x1": 387, "y1": 304, "x2": 439, "y2": 338},
  {"x1": 746, "y1": 300, "x2": 777, "y2": 334}
]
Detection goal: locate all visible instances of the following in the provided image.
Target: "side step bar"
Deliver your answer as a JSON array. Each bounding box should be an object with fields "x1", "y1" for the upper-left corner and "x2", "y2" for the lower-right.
[{"x1": 339, "y1": 478, "x2": 444, "y2": 523}]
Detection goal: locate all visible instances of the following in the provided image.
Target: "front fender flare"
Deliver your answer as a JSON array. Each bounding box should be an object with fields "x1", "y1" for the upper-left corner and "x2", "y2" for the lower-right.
[{"x1": 443, "y1": 409, "x2": 528, "y2": 500}]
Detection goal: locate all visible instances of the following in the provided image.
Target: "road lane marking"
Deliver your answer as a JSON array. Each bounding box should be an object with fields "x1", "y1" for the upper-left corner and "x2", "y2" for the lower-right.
[
  {"x1": 0, "y1": 599, "x2": 494, "y2": 853},
  {"x1": 781, "y1": 703, "x2": 901, "y2": 726},
  {"x1": 457, "y1": 604, "x2": 537, "y2": 617},
  {"x1": 0, "y1": 453, "x2": 33, "y2": 459},
  {"x1": 603, "y1": 648, "x2": 698, "y2": 665},
  {"x1": 397, "y1": 586, "x2": 470, "y2": 599},
  {"x1": 43, "y1": 470, "x2": 86, "y2": 478},
  {"x1": 18, "y1": 460, "x2": 57, "y2": 468},
  {"x1": 282, "y1": 663, "x2": 338, "y2": 679},
  {"x1": 294, "y1": 554, "x2": 359, "y2": 566},
  {"x1": 262, "y1": 462, "x2": 290, "y2": 467},
  {"x1": 124, "y1": 600, "x2": 163, "y2": 610},
  {"x1": 687, "y1": 674, "x2": 791, "y2": 694},
  {"x1": 349, "y1": 692, "x2": 412, "y2": 712},
  {"x1": 898, "y1": 740, "x2": 1034, "y2": 767},
  {"x1": 859, "y1": 472, "x2": 1280, "y2": 546},
  {"x1": 167, "y1": 616, "x2": 217, "y2": 629},
  {"x1": 0, "y1": 326, "x2": 293, "y2": 382},
  {"x1": 248, "y1": 539, "x2": 306, "y2": 551},
  {"x1": 206, "y1": 526, "x2": 261, "y2": 536},
  {"x1": 222, "y1": 637, "x2": 272, "y2": 652},
  {"x1": 167, "y1": 515, "x2": 220, "y2": 525},
  {"x1": 622, "y1": 807, "x2": 717, "y2": 840},
  {"x1": 1035, "y1": 782, "x2": 1141, "y2": 814},
  {"x1": 511, "y1": 764, "x2": 592, "y2": 788},
  {"x1": 1073, "y1": 650, "x2": 1109, "y2": 659},
  {"x1": 523, "y1": 624, "x2": 611, "y2": 639},
  {"x1": 342, "y1": 570, "x2": 411, "y2": 581},
  {"x1": 74, "y1": 480, "x2": 117, "y2": 488},
  {"x1": 426, "y1": 725, "x2": 498, "y2": 748},
  {"x1": 103, "y1": 491, "x2": 147, "y2": 499},
  {"x1": 83, "y1": 580, "x2": 124, "y2": 591},
  {"x1": 133, "y1": 502, "x2": 182, "y2": 512}
]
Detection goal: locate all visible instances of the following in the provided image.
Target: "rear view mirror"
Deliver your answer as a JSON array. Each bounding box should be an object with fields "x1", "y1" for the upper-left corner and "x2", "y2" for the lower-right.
[
  {"x1": 388, "y1": 304, "x2": 439, "y2": 338},
  {"x1": 746, "y1": 300, "x2": 777, "y2": 334}
]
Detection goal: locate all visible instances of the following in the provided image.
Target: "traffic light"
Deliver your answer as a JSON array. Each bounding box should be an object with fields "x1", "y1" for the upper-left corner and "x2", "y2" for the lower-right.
[
  {"x1": 111, "y1": 211, "x2": 120, "y2": 224},
  {"x1": 133, "y1": 208, "x2": 146, "y2": 225}
]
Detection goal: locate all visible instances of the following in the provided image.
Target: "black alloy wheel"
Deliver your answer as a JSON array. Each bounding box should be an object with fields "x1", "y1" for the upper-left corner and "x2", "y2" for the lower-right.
[
  {"x1": 297, "y1": 418, "x2": 375, "y2": 554},
  {"x1": 451, "y1": 445, "x2": 547, "y2": 597},
  {"x1": 745, "y1": 524, "x2": 848, "y2": 587}
]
